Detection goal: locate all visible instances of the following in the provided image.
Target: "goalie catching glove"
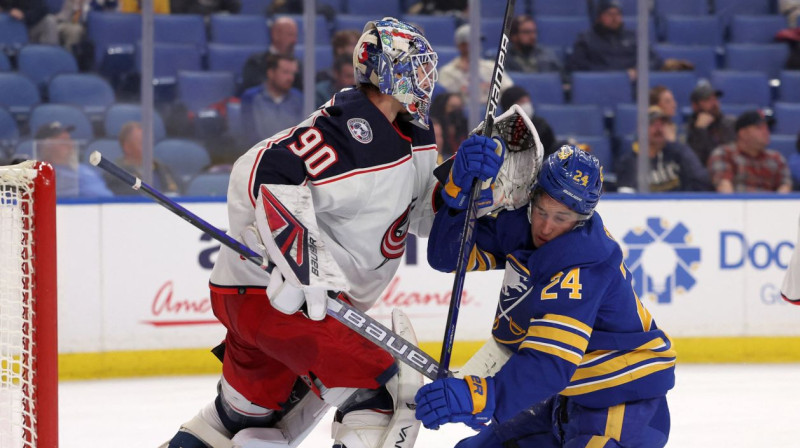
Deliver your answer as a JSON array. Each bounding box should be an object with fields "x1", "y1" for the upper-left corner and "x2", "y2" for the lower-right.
[
  {"x1": 414, "y1": 375, "x2": 496, "y2": 431},
  {"x1": 251, "y1": 183, "x2": 349, "y2": 321}
]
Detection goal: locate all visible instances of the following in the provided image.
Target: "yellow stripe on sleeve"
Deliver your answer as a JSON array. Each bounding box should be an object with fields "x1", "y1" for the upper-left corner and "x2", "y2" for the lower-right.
[
  {"x1": 537, "y1": 314, "x2": 593, "y2": 337},
  {"x1": 562, "y1": 360, "x2": 676, "y2": 396},
  {"x1": 586, "y1": 436, "x2": 612, "y2": 448},
  {"x1": 519, "y1": 340, "x2": 583, "y2": 365},
  {"x1": 526, "y1": 325, "x2": 590, "y2": 353},
  {"x1": 571, "y1": 342, "x2": 675, "y2": 381}
]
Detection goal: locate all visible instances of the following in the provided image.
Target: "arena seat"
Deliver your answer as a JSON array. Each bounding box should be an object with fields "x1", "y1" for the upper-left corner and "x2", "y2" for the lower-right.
[
  {"x1": 729, "y1": 15, "x2": 787, "y2": 44},
  {"x1": 48, "y1": 73, "x2": 115, "y2": 122},
  {"x1": 154, "y1": 139, "x2": 212, "y2": 186},
  {"x1": 711, "y1": 70, "x2": 771, "y2": 108},
  {"x1": 18, "y1": 45, "x2": 79, "y2": 94},
  {"x1": 571, "y1": 71, "x2": 632, "y2": 106},
  {"x1": 185, "y1": 172, "x2": 230, "y2": 197},
  {"x1": 663, "y1": 15, "x2": 723, "y2": 46},
  {"x1": 210, "y1": 14, "x2": 269, "y2": 46},
  {"x1": 537, "y1": 104, "x2": 605, "y2": 137},
  {"x1": 725, "y1": 44, "x2": 788, "y2": 80},
  {"x1": 510, "y1": 72, "x2": 564, "y2": 105},
  {"x1": 104, "y1": 104, "x2": 166, "y2": 141},
  {"x1": 29, "y1": 104, "x2": 94, "y2": 141},
  {"x1": 654, "y1": 44, "x2": 717, "y2": 79}
]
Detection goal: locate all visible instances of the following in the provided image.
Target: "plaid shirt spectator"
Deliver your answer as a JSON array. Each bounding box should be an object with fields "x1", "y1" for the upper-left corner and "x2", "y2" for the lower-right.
[{"x1": 708, "y1": 143, "x2": 792, "y2": 192}]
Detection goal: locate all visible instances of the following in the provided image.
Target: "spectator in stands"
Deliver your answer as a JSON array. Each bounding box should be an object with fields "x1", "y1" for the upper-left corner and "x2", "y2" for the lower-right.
[
  {"x1": 34, "y1": 122, "x2": 113, "y2": 198},
  {"x1": 120, "y1": 0, "x2": 170, "y2": 13},
  {"x1": 499, "y1": 85, "x2": 557, "y2": 157},
  {"x1": 55, "y1": 0, "x2": 90, "y2": 54},
  {"x1": 267, "y1": 0, "x2": 336, "y2": 21},
  {"x1": 506, "y1": 15, "x2": 563, "y2": 76},
  {"x1": 616, "y1": 106, "x2": 711, "y2": 193},
  {"x1": 686, "y1": 81, "x2": 736, "y2": 166},
  {"x1": 104, "y1": 122, "x2": 181, "y2": 196},
  {"x1": 429, "y1": 92, "x2": 468, "y2": 162},
  {"x1": 316, "y1": 29, "x2": 360, "y2": 83},
  {"x1": 314, "y1": 55, "x2": 354, "y2": 107},
  {"x1": 780, "y1": 0, "x2": 800, "y2": 27},
  {"x1": 241, "y1": 54, "x2": 303, "y2": 146},
  {"x1": 169, "y1": 0, "x2": 240, "y2": 14},
  {"x1": 241, "y1": 16, "x2": 300, "y2": 94},
  {"x1": 649, "y1": 85, "x2": 679, "y2": 143},
  {"x1": 438, "y1": 24, "x2": 514, "y2": 103},
  {"x1": 0, "y1": 0, "x2": 58, "y2": 45},
  {"x1": 409, "y1": 0, "x2": 466, "y2": 15},
  {"x1": 568, "y1": 0, "x2": 664, "y2": 81},
  {"x1": 707, "y1": 110, "x2": 792, "y2": 193}
]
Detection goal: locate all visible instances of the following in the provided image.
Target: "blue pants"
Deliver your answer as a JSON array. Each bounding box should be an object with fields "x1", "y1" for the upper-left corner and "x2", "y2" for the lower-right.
[{"x1": 455, "y1": 395, "x2": 670, "y2": 448}]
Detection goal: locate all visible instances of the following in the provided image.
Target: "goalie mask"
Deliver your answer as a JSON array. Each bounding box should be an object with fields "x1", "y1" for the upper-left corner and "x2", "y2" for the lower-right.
[
  {"x1": 535, "y1": 145, "x2": 603, "y2": 218},
  {"x1": 354, "y1": 17, "x2": 438, "y2": 129}
]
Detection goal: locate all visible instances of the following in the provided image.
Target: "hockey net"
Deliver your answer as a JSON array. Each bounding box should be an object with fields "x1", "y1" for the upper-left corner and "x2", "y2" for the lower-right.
[{"x1": 0, "y1": 161, "x2": 58, "y2": 448}]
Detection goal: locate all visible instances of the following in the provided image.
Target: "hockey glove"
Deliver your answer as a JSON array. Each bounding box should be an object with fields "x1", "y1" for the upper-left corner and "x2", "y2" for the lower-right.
[
  {"x1": 414, "y1": 375, "x2": 496, "y2": 430},
  {"x1": 266, "y1": 270, "x2": 328, "y2": 321},
  {"x1": 442, "y1": 135, "x2": 506, "y2": 210}
]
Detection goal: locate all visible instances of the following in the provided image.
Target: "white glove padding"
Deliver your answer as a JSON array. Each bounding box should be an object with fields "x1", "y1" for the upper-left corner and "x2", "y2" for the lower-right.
[
  {"x1": 254, "y1": 184, "x2": 349, "y2": 321},
  {"x1": 240, "y1": 225, "x2": 270, "y2": 268},
  {"x1": 471, "y1": 104, "x2": 544, "y2": 217},
  {"x1": 266, "y1": 269, "x2": 328, "y2": 321}
]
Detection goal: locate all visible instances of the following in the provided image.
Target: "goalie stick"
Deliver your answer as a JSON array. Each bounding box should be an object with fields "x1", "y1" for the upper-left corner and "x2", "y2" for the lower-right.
[
  {"x1": 89, "y1": 151, "x2": 443, "y2": 380},
  {"x1": 438, "y1": 0, "x2": 516, "y2": 378}
]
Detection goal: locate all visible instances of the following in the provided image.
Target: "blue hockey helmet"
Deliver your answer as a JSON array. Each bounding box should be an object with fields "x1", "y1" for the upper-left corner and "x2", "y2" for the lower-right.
[
  {"x1": 354, "y1": 17, "x2": 438, "y2": 129},
  {"x1": 535, "y1": 145, "x2": 603, "y2": 217}
]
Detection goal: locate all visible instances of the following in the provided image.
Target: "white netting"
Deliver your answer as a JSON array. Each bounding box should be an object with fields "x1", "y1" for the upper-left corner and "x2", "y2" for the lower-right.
[{"x1": 0, "y1": 161, "x2": 39, "y2": 448}]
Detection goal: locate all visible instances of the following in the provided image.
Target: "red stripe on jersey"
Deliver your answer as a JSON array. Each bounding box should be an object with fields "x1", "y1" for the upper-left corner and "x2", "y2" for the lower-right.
[
  {"x1": 391, "y1": 121, "x2": 413, "y2": 142},
  {"x1": 412, "y1": 144, "x2": 437, "y2": 152},
  {"x1": 782, "y1": 293, "x2": 800, "y2": 305},
  {"x1": 309, "y1": 154, "x2": 412, "y2": 186}
]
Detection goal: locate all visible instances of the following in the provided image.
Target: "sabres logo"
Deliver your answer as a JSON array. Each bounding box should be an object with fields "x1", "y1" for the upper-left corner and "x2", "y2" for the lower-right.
[
  {"x1": 347, "y1": 118, "x2": 373, "y2": 144},
  {"x1": 557, "y1": 145, "x2": 573, "y2": 159}
]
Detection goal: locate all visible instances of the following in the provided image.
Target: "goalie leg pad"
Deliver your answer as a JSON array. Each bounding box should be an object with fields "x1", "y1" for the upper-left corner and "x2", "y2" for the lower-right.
[
  {"x1": 331, "y1": 309, "x2": 423, "y2": 448},
  {"x1": 456, "y1": 338, "x2": 513, "y2": 378},
  {"x1": 164, "y1": 401, "x2": 235, "y2": 448}
]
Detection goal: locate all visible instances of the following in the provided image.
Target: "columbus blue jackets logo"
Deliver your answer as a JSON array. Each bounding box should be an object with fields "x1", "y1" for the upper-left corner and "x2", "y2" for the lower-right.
[
  {"x1": 347, "y1": 118, "x2": 373, "y2": 144},
  {"x1": 622, "y1": 217, "x2": 701, "y2": 304},
  {"x1": 380, "y1": 206, "x2": 410, "y2": 261},
  {"x1": 259, "y1": 186, "x2": 311, "y2": 284}
]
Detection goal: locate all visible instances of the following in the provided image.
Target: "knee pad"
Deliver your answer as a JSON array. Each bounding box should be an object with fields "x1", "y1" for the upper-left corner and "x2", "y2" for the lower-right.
[{"x1": 216, "y1": 377, "x2": 279, "y2": 434}]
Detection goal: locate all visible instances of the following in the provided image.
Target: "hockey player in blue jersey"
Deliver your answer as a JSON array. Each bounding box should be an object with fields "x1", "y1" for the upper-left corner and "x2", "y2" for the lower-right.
[{"x1": 415, "y1": 146, "x2": 676, "y2": 447}]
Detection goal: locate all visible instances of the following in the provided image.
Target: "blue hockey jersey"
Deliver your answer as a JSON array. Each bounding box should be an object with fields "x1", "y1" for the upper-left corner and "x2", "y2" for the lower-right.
[{"x1": 428, "y1": 205, "x2": 676, "y2": 423}]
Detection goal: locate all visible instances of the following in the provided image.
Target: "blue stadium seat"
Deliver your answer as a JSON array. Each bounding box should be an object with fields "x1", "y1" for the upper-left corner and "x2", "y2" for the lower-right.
[
  {"x1": 86, "y1": 12, "x2": 141, "y2": 73},
  {"x1": 0, "y1": 107, "x2": 19, "y2": 145},
  {"x1": 0, "y1": 73, "x2": 41, "y2": 121},
  {"x1": 401, "y1": 15, "x2": 457, "y2": 49},
  {"x1": 48, "y1": 74, "x2": 115, "y2": 122},
  {"x1": 29, "y1": 104, "x2": 94, "y2": 141},
  {"x1": 729, "y1": 15, "x2": 787, "y2": 44},
  {"x1": 571, "y1": 71, "x2": 632, "y2": 106},
  {"x1": 318, "y1": 0, "x2": 344, "y2": 13},
  {"x1": 137, "y1": 42, "x2": 203, "y2": 102},
  {"x1": 185, "y1": 172, "x2": 230, "y2": 197},
  {"x1": 239, "y1": 0, "x2": 271, "y2": 15},
  {"x1": 275, "y1": 14, "x2": 331, "y2": 46},
  {"x1": 347, "y1": 0, "x2": 400, "y2": 16},
  {"x1": 575, "y1": 135, "x2": 613, "y2": 174},
  {"x1": 481, "y1": 0, "x2": 529, "y2": 18},
  {"x1": 154, "y1": 139, "x2": 212, "y2": 185},
  {"x1": 0, "y1": 52, "x2": 9, "y2": 71},
  {"x1": 480, "y1": 18, "x2": 505, "y2": 56},
  {"x1": 772, "y1": 102, "x2": 800, "y2": 134},
  {"x1": 536, "y1": 104, "x2": 605, "y2": 136},
  {"x1": 509, "y1": 72, "x2": 564, "y2": 105},
  {"x1": 210, "y1": 14, "x2": 269, "y2": 46},
  {"x1": 154, "y1": 14, "x2": 207, "y2": 52},
  {"x1": 622, "y1": 16, "x2": 656, "y2": 44},
  {"x1": 711, "y1": 70, "x2": 771, "y2": 108},
  {"x1": 654, "y1": 44, "x2": 717, "y2": 79},
  {"x1": 207, "y1": 43, "x2": 266, "y2": 86},
  {"x1": 18, "y1": 45, "x2": 79, "y2": 94},
  {"x1": 725, "y1": 44, "x2": 788, "y2": 80},
  {"x1": 0, "y1": 14, "x2": 29, "y2": 53},
  {"x1": 177, "y1": 71, "x2": 236, "y2": 112},
  {"x1": 779, "y1": 71, "x2": 800, "y2": 102},
  {"x1": 295, "y1": 44, "x2": 334, "y2": 73},
  {"x1": 714, "y1": 0, "x2": 772, "y2": 27},
  {"x1": 720, "y1": 103, "x2": 760, "y2": 118},
  {"x1": 663, "y1": 16, "x2": 723, "y2": 46},
  {"x1": 653, "y1": 0, "x2": 708, "y2": 17},
  {"x1": 534, "y1": 16, "x2": 589, "y2": 49},
  {"x1": 613, "y1": 103, "x2": 637, "y2": 137},
  {"x1": 770, "y1": 134, "x2": 797, "y2": 160},
  {"x1": 335, "y1": 14, "x2": 372, "y2": 32},
  {"x1": 649, "y1": 72, "x2": 698, "y2": 109},
  {"x1": 85, "y1": 139, "x2": 124, "y2": 164},
  {"x1": 104, "y1": 104, "x2": 166, "y2": 141},
  {"x1": 45, "y1": 0, "x2": 62, "y2": 13},
  {"x1": 435, "y1": 46, "x2": 459, "y2": 66},
  {"x1": 533, "y1": 0, "x2": 588, "y2": 16}
]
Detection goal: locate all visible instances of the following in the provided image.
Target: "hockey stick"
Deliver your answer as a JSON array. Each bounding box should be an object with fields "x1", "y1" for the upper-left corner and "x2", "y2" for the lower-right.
[
  {"x1": 89, "y1": 151, "x2": 442, "y2": 380},
  {"x1": 437, "y1": 0, "x2": 516, "y2": 379}
]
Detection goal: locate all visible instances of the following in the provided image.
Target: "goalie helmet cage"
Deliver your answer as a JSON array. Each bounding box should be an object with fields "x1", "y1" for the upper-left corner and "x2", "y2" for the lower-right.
[{"x1": 0, "y1": 161, "x2": 58, "y2": 448}]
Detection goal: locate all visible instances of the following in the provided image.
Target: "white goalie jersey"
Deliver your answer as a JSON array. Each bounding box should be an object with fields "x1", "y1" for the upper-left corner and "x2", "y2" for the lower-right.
[{"x1": 210, "y1": 88, "x2": 440, "y2": 311}]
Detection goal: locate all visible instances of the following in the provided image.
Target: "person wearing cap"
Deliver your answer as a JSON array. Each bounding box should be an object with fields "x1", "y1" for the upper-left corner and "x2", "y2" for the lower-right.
[
  {"x1": 33, "y1": 122, "x2": 112, "y2": 198},
  {"x1": 616, "y1": 106, "x2": 712, "y2": 192},
  {"x1": 686, "y1": 81, "x2": 736, "y2": 166},
  {"x1": 568, "y1": 0, "x2": 664, "y2": 80},
  {"x1": 438, "y1": 23, "x2": 514, "y2": 103},
  {"x1": 707, "y1": 110, "x2": 792, "y2": 193},
  {"x1": 505, "y1": 15, "x2": 563, "y2": 75},
  {"x1": 649, "y1": 85, "x2": 679, "y2": 143},
  {"x1": 103, "y1": 121, "x2": 181, "y2": 196}
]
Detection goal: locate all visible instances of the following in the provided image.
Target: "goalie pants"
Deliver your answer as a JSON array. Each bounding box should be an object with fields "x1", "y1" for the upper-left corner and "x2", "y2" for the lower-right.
[
  {"x1": 210, "y1": 284, "x2": 397, "y2": 411},
  {"x1": 459, "y1": 395, "x2": 670, "y2": 448}
]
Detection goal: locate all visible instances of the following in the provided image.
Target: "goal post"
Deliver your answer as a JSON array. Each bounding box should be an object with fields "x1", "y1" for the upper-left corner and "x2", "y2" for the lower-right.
[{"x1": 0, "y1": 161, "x2": 58, "y2": 448}]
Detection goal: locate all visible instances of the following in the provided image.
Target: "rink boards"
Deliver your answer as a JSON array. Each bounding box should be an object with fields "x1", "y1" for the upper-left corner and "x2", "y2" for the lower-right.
[{"x1": 53, "y1": 194, "x2": 800, "y2": 378}]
